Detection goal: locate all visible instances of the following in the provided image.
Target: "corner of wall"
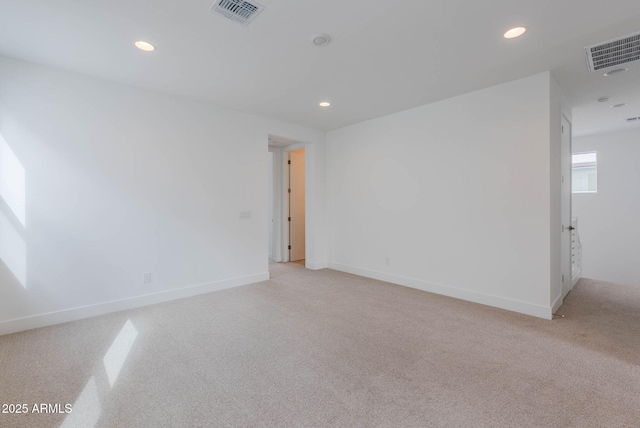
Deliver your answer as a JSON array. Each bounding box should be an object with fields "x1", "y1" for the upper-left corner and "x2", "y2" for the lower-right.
[{"x1": 325, "y1": 72, "x2": 560, "y2": 319}]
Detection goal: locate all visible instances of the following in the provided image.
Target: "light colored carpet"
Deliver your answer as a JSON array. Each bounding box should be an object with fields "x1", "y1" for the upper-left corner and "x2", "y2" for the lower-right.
[{"x1": 1, "y1": 265, "x2": 639, "y2": 427}]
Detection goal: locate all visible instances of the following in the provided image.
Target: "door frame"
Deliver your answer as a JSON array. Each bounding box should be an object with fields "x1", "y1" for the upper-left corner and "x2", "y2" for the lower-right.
[
  {"x1": 268, "y1": 147, "x2": 283, "y2": 262},
  {"x1": 560, "y1": 114, "x2": 573, "y2": 299},
  {"x1": 282, "y1": 142, "x2": 306, "y2": 263},
  {"x1": 287, "y1": 147, "x2": 305, "y2": 262},
  {"x1": 269, "y1": 140, "x2": 309, "y2": 265}
]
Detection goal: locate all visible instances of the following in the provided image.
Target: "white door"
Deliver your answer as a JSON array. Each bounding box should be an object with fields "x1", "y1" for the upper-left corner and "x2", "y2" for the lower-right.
[
  {"x1": 289, "y1": 149, "x2": 305, "y2": 261},
  {"x1": 561, "y1": 116, "x2": 572, "y2": 298}
]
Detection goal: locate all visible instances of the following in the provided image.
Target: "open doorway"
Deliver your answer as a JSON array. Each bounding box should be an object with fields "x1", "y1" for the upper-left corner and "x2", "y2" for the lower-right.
[{"x1": 268, "y1": 135, "x2": 306, "y2": 266}]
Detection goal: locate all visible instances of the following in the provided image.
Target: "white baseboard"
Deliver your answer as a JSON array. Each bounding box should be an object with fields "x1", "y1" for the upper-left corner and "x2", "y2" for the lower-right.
[
  {"x1": 572, "y1": 271, "x2": 581, "y2": 288},
  {"x1": 551, "y1": 293, "x2": 563, "y2": 314},
  {"x1": 0, "y1": 272, "x2": 269, "y2": 336},
  {"x1": 306, "y1": 260, "x2": 328, "y2": 270},
  {"x1": 328, "y1": 262, "x2": 553, "y2": 320}
]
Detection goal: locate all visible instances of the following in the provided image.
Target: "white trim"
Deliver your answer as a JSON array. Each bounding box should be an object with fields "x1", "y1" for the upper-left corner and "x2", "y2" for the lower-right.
[
  {"x1": 571, "y1": 271, "x2": 581, "y2": 287},
  {"x1": 572, "y1": 150, "x2": 597, "y2": 157},
  {"x1": 283, "y1": 142, "x2": 305, "y2": 152},
  {"x1": 328, "y1": 262, "x2": 553, "y2": 320},
  {"x1": 561, "y1": 115, "x2": 574, "y2": 302},
  {"x1": 269, "y1": 147, "x2": 284, "y2": 262},
  {"x1": 282, "y1": 149, "x2": 291, "y2": 262},
  {"x1": 306, "y1": 260, "x2": 328, "y2": 270},
  {"x1": 268, "y1": 135, "x2": 319, "y2": 269},
  {"x1": 551, "y1": 293, "x2": 563, "y2": 315},
  {"x1": 0, "y1": 272, "x2": 269, "y2": 336}
]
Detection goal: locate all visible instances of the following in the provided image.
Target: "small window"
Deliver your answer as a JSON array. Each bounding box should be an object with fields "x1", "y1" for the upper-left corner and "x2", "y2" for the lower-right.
[{"x1": 572, "y1": 151, "x2": 597, "y2": 193}]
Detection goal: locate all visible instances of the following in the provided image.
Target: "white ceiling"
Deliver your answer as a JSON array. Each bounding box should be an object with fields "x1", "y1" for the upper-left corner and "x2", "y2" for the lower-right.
[{"x1": 1, "y1": 0, "x2": 640, "y2": 135}]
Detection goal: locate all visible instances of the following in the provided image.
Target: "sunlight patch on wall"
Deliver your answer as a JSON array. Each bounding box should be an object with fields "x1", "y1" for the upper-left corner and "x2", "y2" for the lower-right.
[
  {"x1": 59, "y1": 377, "x2": 101, "y2": 428},
  {"x1": 0, "y1": 135, "x2": 26, "y2": 226},
  {"x1": 0, "y1": 211, "x2": 26, "y2": 287},
  {"x1": 103, "y1": 320, "x2": 139, "y2": 387}
]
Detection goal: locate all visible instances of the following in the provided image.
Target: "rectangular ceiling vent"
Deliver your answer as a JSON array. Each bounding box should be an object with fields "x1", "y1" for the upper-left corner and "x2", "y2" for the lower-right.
[
  {"x1": 211, "y1": 0, "x2": 264, "y2": 25},
  {"x1": 626, "y1": 117, "x2": 640, "y2": 122},
  {"x1": 585, "y1": 31, "x2": 640, "y2": 72}
]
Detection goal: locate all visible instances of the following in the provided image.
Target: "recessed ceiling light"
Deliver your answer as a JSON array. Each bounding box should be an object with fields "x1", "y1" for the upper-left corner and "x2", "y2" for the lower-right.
[
  {"x1": 604, "y1": 68, "x2": 627, "y2": 76},
  {"x1": 504, "y1": 27, "x2": 526, "y2": 39},
  {"x1": 135, "y1": 41, "x2": 155, "y2": 52},
  {"x1": 597, "y1": 97, "x2": 610, "y2": 103},
  {"x1": 310, "y1": 33, "x2": 331, "y2": 47},
  {"x1": 611, "y1": 103, "x2": 628, "y2": 108},
  {"x1": 319, "y1": 101, "x2": 331, "y2": 107}
]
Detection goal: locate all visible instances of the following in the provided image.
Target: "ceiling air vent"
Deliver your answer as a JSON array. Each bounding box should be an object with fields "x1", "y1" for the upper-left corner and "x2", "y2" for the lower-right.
[
  {"x1": 585, "y1": 31, "x2": 640, "y2": 72},
  {"x1": 211, "y1": 0, "x2": 264, "y2": 25},
  {"x1": 626, "y1": 117, "x2": 640, "y2": 122}
]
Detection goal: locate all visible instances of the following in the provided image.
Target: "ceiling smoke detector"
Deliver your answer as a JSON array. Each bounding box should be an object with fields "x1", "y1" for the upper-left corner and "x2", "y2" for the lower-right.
[
  {"x1": 211, "y1": 0, "x2": 264, "y2": 25},
  {"x1": 310, "y1": 33, "x2": 331, "y2": 47},
  {"x1": 585, "y1": 31, "x2": 640, "y2": 72}
]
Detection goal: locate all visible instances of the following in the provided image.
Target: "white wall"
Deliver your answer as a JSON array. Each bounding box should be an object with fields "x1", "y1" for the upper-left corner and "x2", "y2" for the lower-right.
[
  {"x1": 326, "y1": 72, "x2": 558, "y2": 318},
  {"x1": 573, "y1": 128, "x2": 640, "y2": 286},
  {"x1": 0, "y1": 56, "x2": 325, "y2": 334}
]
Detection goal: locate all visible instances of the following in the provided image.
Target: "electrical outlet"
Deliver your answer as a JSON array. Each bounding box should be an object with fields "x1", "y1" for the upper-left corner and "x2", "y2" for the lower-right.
[
  {"x1": 385, "y1": 257, "x2": 390, "y2": 266},
  {"x1": 143, "y1": 272, "x2": 152, "y2": 283},
  {"x1": 239, "y1": 211, "x2": 252, "y2": 220}
]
